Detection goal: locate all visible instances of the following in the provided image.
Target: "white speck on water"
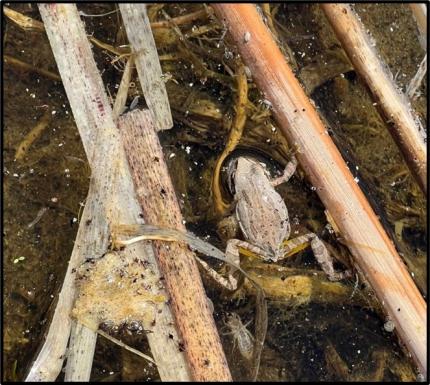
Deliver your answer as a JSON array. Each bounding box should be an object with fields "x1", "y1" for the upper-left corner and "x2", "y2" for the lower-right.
[
  {"x1": 354, "y1": 177, "x2": 359, "y2": 183},
  {"x1": 261, "y1": 99, "x2": 272, "y2": 109},
  {"x1": 52, "y1": 110, "x2": 57, "y2": 115},
  {"x1": 384, "y1": 320, "x2": 395, "y2": 332},
  {"x1": 58, "y1": 143, "x2": 63, "y2": 147},
  {"x1": 310, "y1": 186, "x2": 317, "y2": 191},
  {"x1": 72, "y1": 217, "x2": 78, "y2": 223},
  {"x1": 51, "y1": 197, "x2": 58, "y2": 203},
  {"x1": 169, "y1": 153, "x2": 176, "y2": 159},
  {"x1": 185, "y1": 146, "x2": 191, "y2": 154},
  {"x1": 13, "y1": 173, "x2": 19, "y2": 178}
]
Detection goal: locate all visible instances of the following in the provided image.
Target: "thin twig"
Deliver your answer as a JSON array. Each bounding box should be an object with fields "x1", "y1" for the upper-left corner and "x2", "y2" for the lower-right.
[
  {"x1": 4, "y1": 55, "x2": 61, "y2": 82},
  {"x1": 96, "y1": 329, "x2": 156, "y2": 365},
  {"x1": 15, "y1": 109, "x2": 52, "y2": 161},
  {"x1": 151, "y1": 9, "x2": 209, "y2": 29}
]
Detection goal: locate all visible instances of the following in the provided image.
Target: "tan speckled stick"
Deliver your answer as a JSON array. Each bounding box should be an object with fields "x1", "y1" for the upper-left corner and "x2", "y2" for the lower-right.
[
  {"x1": 212, "y1": 4, "x2": 426, "y2": 376},
  {"x1": 321, "y1": 4, "x2": 427, "y2": 194},
  {"x1": 118, "y1": 109, "x2": 232, "y2": 381}
]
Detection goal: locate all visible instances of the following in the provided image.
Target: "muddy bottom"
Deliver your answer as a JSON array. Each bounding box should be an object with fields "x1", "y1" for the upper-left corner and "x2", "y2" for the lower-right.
[{"x1": 3, "y1": 3, "x2": 426, "y2": 381}]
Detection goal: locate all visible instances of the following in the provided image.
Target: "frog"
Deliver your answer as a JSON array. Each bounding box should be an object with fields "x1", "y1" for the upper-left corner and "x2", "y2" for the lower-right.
[{"x1": 218, "y1": 155, "x2": 351, "y2": 290}]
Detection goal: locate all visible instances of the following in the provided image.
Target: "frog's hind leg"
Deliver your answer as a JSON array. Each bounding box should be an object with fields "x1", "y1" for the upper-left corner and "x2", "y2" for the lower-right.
[
  {"x1": 270, "y1": 155, "x2": 298, "y2": 187},
  {"x1": 281, "y1": 233, "x2": 351, "y2": 281},
  {"x1": 309, "y1": 235, "x2": 352, "y2": 281},
  {"x1": 282, "y1": 234, "x2": 313, "y2": 258}
]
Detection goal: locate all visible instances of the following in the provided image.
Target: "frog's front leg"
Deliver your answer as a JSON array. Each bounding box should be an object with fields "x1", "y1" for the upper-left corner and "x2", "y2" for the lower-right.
[
  {"x1": 281, "y1": 233, "x2": 352, "y2": 281},
  {"x1": 270, "y1": 155, "x2": 298, "y2": 187}
]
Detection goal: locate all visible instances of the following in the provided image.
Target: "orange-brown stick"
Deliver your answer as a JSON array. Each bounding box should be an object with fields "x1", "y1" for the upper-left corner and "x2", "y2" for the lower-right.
[
  {"x1": 321, "y1": 4, "x2": 427, "y2": 194},
  {"x1": 212, "y1": 4, "x2": 426, "y2": 376},
  {"x1": 118, "y1": 110, "x2": 232, "y2": 381}
]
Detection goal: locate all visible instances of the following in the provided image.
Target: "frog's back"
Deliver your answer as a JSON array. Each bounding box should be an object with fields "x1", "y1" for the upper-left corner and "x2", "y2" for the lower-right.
[{"x1": 234, "y1": 158, "x2": 290, "y2": 257}]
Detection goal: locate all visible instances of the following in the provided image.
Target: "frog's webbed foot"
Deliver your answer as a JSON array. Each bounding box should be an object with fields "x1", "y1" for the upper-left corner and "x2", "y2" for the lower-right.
[
  {"x1": 197, "y1": 238, "x2": 276, "y2": 291},
  {"x1": 270, "y1": 155, "x2": 298, "y2": 187},
  {"x1": 196, "y1": 257, "x2": 238, "y2": 291},
  {"x1": 193, "y1": 239, "x2": 244, "y2": 291}
]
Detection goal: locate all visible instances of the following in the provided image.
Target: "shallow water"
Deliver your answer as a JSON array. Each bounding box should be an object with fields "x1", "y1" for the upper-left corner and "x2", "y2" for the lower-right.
[{"x1": 3, "y1": 3, "x2": 426, "y2": 381}]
